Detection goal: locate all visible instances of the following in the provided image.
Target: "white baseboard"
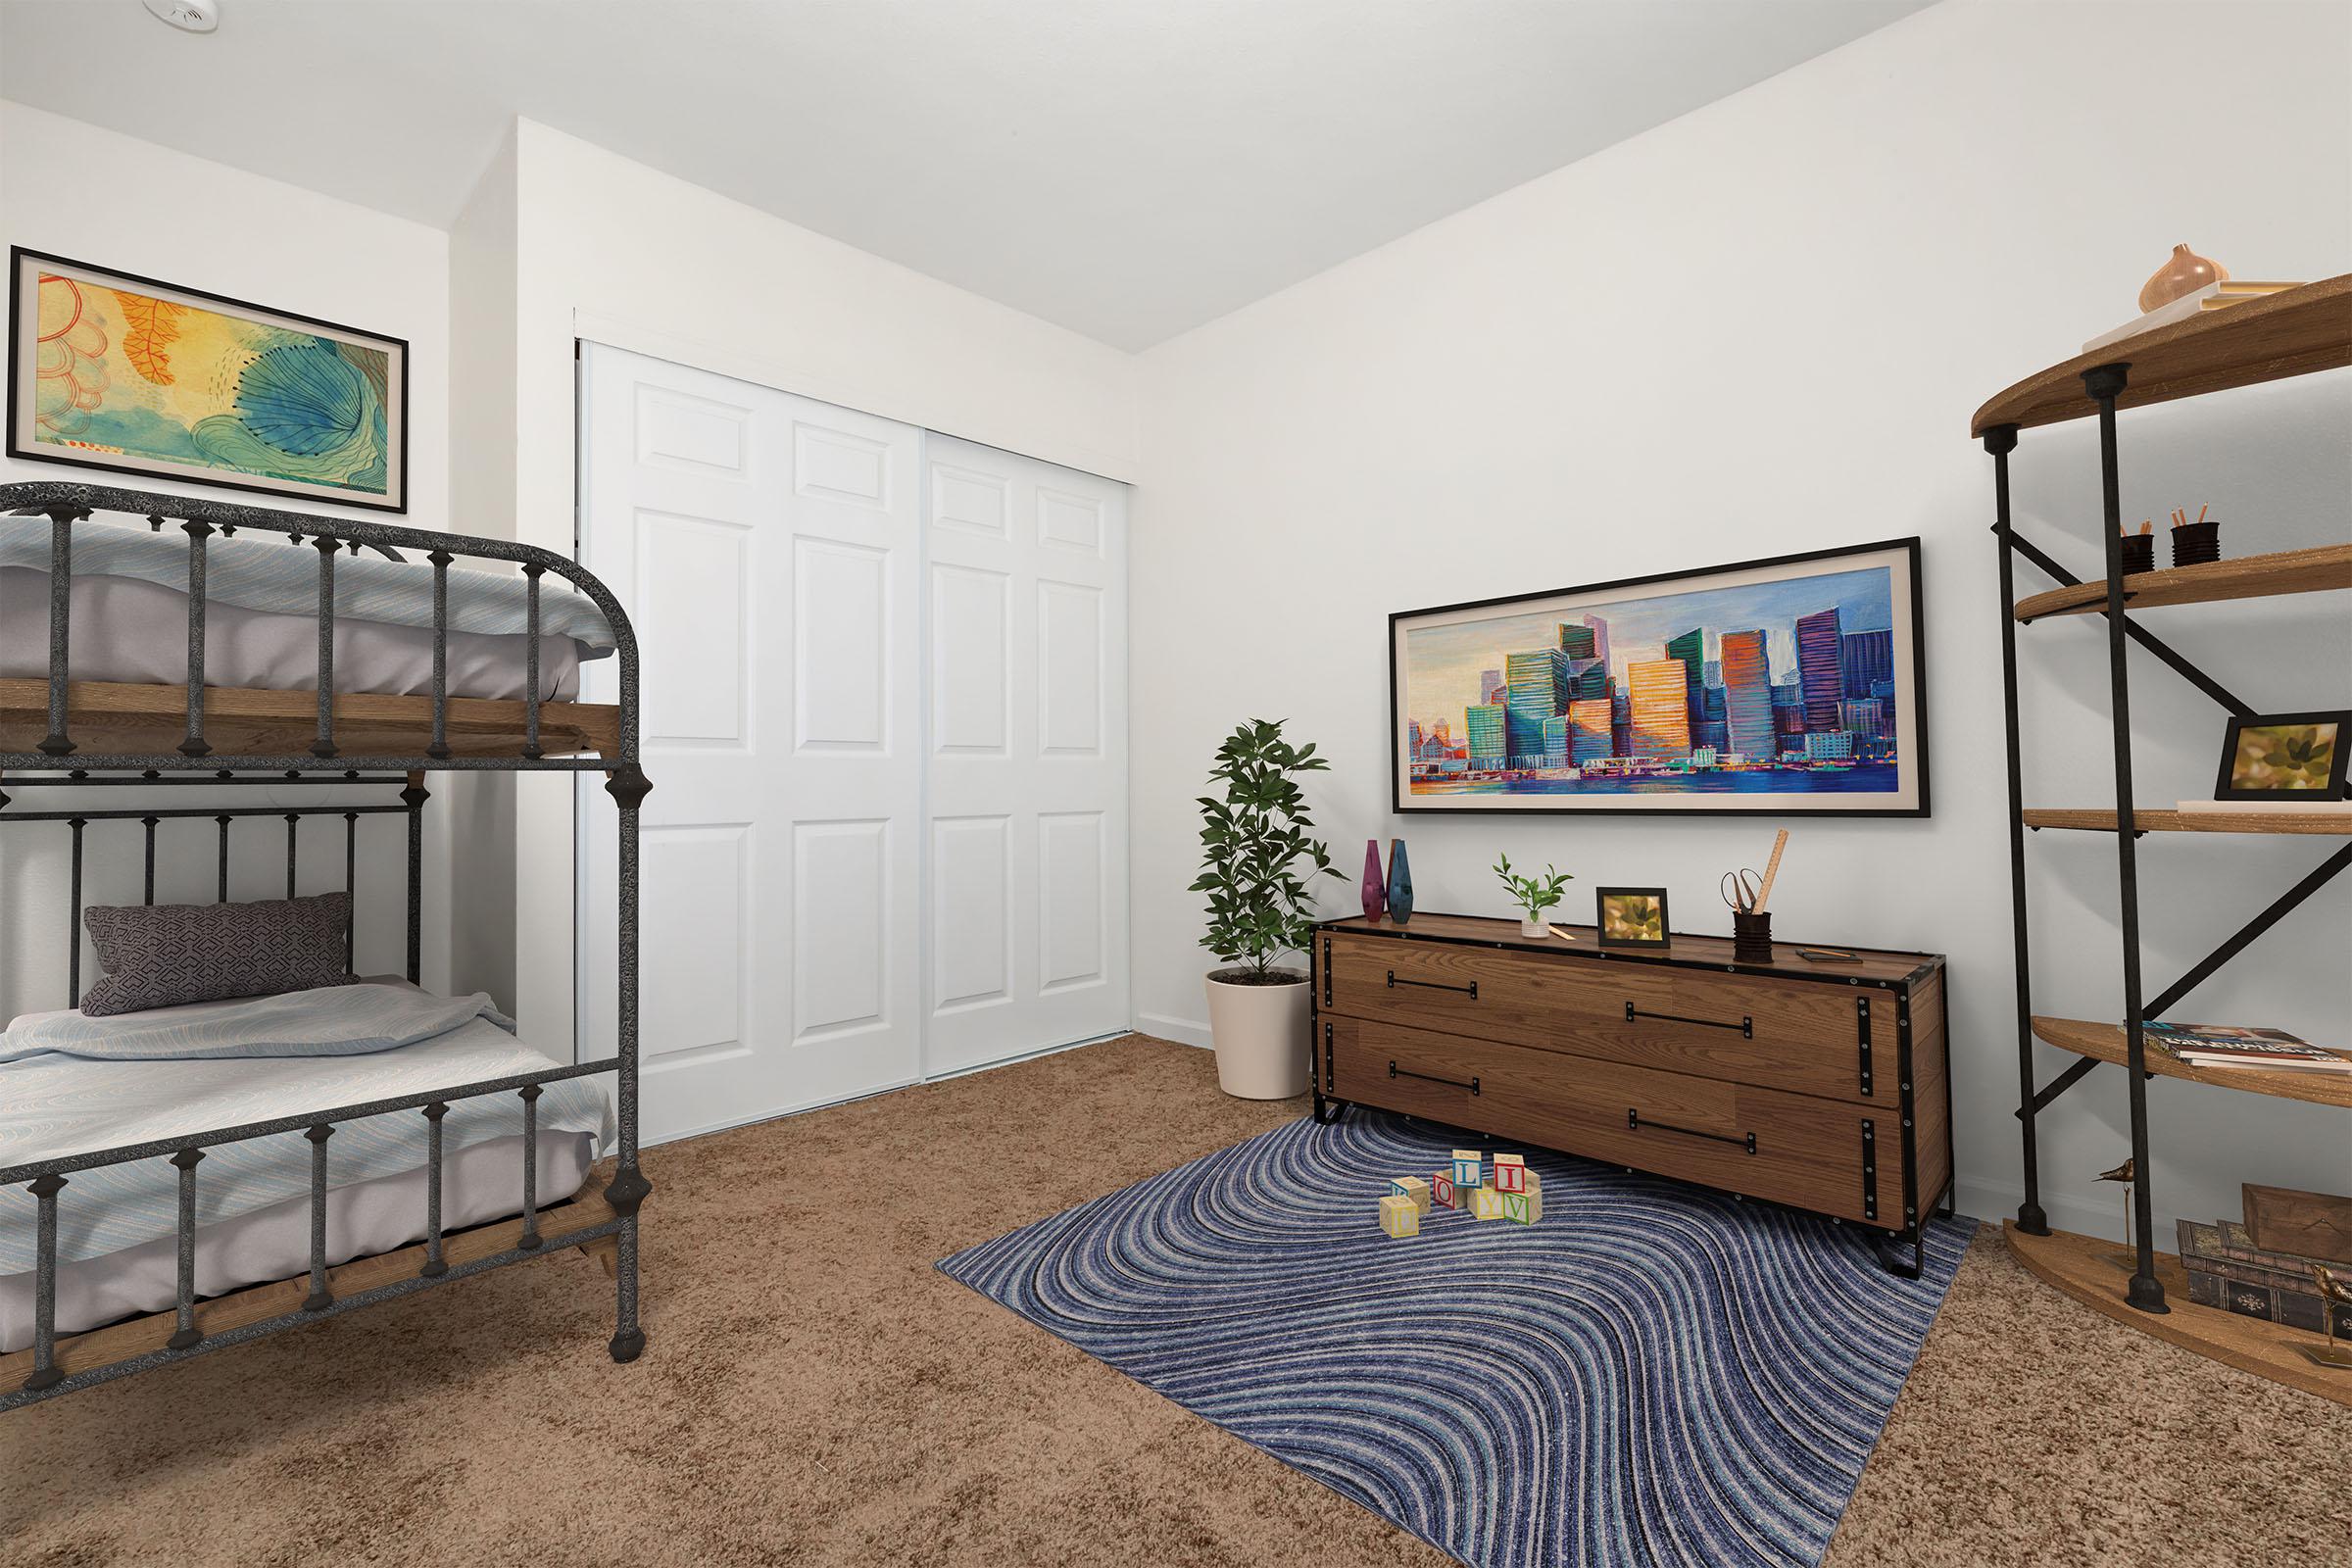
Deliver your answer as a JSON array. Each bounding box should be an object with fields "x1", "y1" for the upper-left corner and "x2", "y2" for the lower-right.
[
  {"x1": 1957, "y1": 1176, "x2": 2184, "y2": 1248},
  {"x1": 1135, "y1": 1010, "x2": 1213, "y2": 1050}
]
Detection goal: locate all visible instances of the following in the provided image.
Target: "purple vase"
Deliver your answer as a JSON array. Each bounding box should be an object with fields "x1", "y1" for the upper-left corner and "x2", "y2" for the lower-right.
[{"x1": 1360, "y1": 839, "x2": 1386, "y2": 923}]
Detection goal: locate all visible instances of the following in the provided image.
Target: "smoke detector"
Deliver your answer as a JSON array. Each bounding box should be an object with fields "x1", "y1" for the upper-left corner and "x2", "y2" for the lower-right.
[{"x1": 144, "y1": 0, "x2": 219, "y2": 33}]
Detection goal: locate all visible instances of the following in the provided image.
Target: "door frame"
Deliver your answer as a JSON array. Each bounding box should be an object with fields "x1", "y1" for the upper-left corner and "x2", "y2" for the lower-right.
[{"x1": 571, "y1": 334, "x2": 1134, "y2": 1143}]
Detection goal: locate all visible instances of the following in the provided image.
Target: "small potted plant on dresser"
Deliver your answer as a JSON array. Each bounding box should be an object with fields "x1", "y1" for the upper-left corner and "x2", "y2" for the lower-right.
[
  {"x1": 1494, "y1": 853, "x2": 1573, "y2": 938},
  {"x1": 1193, "y1": 718, "x2": 1341, "y2": 1098}
]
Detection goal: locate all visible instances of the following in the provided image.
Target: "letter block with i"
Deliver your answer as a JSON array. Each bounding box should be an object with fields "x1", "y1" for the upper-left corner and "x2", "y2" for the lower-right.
[{"x1": 1494, "y1": 1154, "x2": 1528, "y2": 1195}]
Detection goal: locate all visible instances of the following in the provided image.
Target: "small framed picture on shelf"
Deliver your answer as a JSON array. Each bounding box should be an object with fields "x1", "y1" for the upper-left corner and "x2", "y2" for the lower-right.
[
  {"x1": 2213, "y1": 710, "x2": 2347, "y2": 802},
  {"x1": 1594, "y1": 887, "x2": 1670, "y2": 950}
]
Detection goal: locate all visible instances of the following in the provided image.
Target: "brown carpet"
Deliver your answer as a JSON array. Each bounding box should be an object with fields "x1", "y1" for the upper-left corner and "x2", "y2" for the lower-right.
[{"x1": 3, "y1": 1036, "x2": 2345, "y2": 1566}]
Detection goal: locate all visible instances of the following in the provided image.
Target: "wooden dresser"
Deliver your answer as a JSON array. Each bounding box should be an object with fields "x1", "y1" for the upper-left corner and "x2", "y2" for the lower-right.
[{"x1": 1310, "y1": 912, "x2": 1951, "y2": 1274}]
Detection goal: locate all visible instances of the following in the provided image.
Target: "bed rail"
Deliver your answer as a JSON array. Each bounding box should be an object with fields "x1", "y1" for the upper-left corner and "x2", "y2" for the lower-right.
[
  {"x1": 0, "y1": 479, "x2": 638, "y2": 772},
  {"x1": 0, "y1": 480, "x2": 652, "y2": 1407}
]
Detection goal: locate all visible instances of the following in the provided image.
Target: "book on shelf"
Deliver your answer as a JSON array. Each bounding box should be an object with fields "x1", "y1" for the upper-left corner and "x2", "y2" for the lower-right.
[
  {"x1": 2082, "y1": 279, "x2": 2306, "y2": 352},
  {"x1": 2140, "y1": 1020, "x2": 2352, "y2": 1073},
  {"x1": 2178, "y1": 1220, "x2": 2352, "y2": 1335}
]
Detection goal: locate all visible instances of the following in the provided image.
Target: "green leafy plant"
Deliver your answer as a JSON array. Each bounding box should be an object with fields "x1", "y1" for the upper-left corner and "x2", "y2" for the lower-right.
[
  {"x1": 1192, "y1": 718, "x2": 1342, "y2": 983},
  {"x1": 1493, "y1": 853, "x2": 1573, "y2": 921}
]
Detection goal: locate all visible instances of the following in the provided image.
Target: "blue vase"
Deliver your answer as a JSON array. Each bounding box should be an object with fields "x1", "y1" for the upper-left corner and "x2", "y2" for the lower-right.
[{"x1": 1385, "y1": 838, "x2": 1414, "y2": 924}]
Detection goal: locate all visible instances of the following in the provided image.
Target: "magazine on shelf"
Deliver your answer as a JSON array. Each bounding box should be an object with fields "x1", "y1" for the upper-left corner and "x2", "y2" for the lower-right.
[{"x1": 2141, "y1": 1021, "x2": 2352, "y2": 1073}]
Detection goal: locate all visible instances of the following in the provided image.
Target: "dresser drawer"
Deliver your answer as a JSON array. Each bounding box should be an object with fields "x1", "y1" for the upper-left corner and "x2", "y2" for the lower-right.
[
  {"x1": 1320, "y1": 932, "x2": 1897, "y2": 1105},
  {"x1": 1324, "y1": 1014, "x2": 1906, "y2": 1228}
]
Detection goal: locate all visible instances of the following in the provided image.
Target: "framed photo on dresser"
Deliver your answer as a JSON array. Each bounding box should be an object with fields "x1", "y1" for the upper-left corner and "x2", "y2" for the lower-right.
[{"x1": 1389, "y1": 538, "x2": 1928, "y2": 816}]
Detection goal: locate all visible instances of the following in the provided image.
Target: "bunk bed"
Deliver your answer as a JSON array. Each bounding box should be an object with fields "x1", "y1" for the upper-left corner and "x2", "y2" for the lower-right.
[{"x1": 0, "y1": 479, "x2": 650, "y2": 1411}]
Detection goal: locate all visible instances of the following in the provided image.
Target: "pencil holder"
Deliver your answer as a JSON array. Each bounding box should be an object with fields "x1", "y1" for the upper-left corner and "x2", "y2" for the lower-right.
[
  {"x1": 2171, "y1": 518, "x2": 2220, "y2": 567},
  {"x1": 1733, "y1": 910, "x2": 1773, "y2": 963},
  {"x1": 2119, "y1": 532, "x2": 2153, "y2": 576}
]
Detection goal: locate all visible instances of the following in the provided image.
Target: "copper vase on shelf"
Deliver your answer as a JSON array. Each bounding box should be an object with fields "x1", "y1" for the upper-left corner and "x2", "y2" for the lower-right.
[{"x1": 2138, "y1": 243, "x2": 2230, "y2": 313}]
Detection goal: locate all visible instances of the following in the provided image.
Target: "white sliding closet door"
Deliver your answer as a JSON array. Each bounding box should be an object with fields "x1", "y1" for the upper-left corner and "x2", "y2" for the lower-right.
[
  {"x1": 923, "y1": 435, "x2": 1129, "y2": 1076},
  {"x1": 578, "y1": 346, "x2": 924, "y2": 1144}
]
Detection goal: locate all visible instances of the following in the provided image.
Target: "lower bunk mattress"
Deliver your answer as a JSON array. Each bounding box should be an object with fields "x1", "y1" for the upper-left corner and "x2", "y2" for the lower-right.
[{"x1": 0, "y1": 983, "x2": 611, "y2": 1352}]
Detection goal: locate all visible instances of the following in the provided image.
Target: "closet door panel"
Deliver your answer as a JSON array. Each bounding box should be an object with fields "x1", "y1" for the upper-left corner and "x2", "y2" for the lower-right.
[
  {"x1": 923, "y1": 434, "x2": 1129, "y2": 1077},
  {"x1": 580, "y1": 346, "x2": 921, "y2": 1143}
]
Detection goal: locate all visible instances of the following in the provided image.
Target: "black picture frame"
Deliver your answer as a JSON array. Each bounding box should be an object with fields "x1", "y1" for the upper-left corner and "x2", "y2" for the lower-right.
[
  {"x1": 1594, "y1": 886, "x2": 1671, "y2": 950},
  {"x1": 2214, "y1": 710, "x2": 2349, "y2": 801},
  {"x1": 7, "y1": 247, "x2": 409, "y2": 513},
  {"x1": 1388, "y1": 537, "x2": 1929, "y2": 817}
]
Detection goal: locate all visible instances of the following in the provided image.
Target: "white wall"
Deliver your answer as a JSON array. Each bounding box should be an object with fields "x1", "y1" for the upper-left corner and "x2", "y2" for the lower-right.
[
  {"x1": 0, "y1": 101, "x2": 456, "y2": 1016},
  {"x1": 483, "y1": 121, "x2": 1143, "y2": 1054},
  {"x1": 1131, "y1": 0, "x2": 2352, "y2": 1243}
]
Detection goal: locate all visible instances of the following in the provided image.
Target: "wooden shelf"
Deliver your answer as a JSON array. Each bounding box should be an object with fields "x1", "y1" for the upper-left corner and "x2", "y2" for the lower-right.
[
  {"x1": 2013, "y1": 543, "x2": 2352, "y2": 621},
  {"x1": 0, "y1": 1187, "x2": 614, "y2": 1386},
  {"x1": 0, "y1": 678, "x2": 619, "y2": 761},
  {"x1": 2003, "y1": 1221, "x2": 2352, "y2": 1410},
  {"x1": 1972, "y1": 273, "x2": 2352, "y2": 435},
  {"x1": 2022, "y1": 806, "x2": 2352, "y2": 835},
  {"x1": 2031, "y1": 1016, "x2": 2352, "y2": 1110}
]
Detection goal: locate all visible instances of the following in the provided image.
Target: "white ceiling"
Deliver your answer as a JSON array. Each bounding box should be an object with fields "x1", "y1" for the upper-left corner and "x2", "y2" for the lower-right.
[{"x1": 0, "y1": 0, "x2": 1930, "y2": 350}]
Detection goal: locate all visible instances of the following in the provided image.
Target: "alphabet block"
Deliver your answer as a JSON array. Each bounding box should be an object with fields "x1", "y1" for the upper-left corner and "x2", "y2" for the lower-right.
[
  {"x1": 1431, "y1": 1170, "x2": 1459, "y2": 1208},
  {"x1": 1501, "y1": 1188, "x2": 1543, "y2": 1225},
  {"x1": 1379, "y1": 1194, "x2": 1421, "y2": 1238},
  {"x1": 1494, "y1": 1154, "x2": 1527, "y2": 1195},
  {"x1": 1451, "y1": 1151, "x2": 1484, "y2": 1190},
  {"x1": 1471, "y1": 1186, "x2": 1508, "y2": 1221},
  {"x1": 1389, "y1": 1176, "x2": 1432, "y2": 1215}
]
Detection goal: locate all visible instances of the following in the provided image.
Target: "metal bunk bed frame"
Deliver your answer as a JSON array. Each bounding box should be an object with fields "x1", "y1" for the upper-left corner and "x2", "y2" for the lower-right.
[{"x1": 0, "y1": 479, "x2": 651, "y2": 1412}]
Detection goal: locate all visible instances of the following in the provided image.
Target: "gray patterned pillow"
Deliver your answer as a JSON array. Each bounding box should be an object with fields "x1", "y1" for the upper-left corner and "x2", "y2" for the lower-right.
[{"x1": 80, "y1": 894, "x2": 356, "y2": 1017}]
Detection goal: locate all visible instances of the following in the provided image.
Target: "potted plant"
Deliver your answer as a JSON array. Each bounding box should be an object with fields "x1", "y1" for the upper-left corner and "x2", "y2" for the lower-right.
[
  {"x1": 1494, "y1": 853, "x2": 1573, "y2": 938},
  {"x1": 1192, "y1": 718, "x2": 1341, "y2": 1098}
]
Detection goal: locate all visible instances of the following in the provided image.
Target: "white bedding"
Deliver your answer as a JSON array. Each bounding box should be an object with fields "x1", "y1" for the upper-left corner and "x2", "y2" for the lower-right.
[
  {"x1": 0, "y1": 567, "x2": 582, "y2": 701},
  {"x1": 0, "y1": 983, "x2": 612, "y2": 1351},
  {"x1": 0, "y1": 1130, "x2": 592, "y2": 1352},
  {"x1": 0, "y1": 510, "x2": 613, "y2": 701}
]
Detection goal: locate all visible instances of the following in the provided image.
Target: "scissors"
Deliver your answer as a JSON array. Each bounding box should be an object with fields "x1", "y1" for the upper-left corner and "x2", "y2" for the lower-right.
[{"x1": 1720, "y1": 868, "x2": 1762, "y2": 913}]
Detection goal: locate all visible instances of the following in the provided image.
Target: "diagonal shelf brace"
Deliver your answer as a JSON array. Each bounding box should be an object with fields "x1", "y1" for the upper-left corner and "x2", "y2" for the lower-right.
[
  {"x1": 2015, "y1": 842, "x2": 2352, "y2": 1119},
  {"x1": 2144, "y1": 841, "x2": 2352, "y2": 1017},
  {"x1": 1996, "y1": 521, "x2": 2254, "y2": 715}
]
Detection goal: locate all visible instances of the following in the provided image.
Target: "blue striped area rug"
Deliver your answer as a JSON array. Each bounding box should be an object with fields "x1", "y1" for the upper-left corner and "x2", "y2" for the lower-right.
[{"x1": 939, "y1": 1108, "x2": 1968, "y2": 1568}]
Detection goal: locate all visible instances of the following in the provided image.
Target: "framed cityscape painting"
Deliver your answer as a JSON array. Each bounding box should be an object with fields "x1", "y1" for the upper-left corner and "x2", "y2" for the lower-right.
[
  {"x1": 1390, "y1": 538, "x2": 1928, "y2": 816},
  {"x1": 8, "y1": 249, "x2": 407, "y2": 512}
]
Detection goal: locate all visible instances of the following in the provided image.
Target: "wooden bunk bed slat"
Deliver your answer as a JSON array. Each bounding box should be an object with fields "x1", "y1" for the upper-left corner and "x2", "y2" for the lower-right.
[{"x1": 0, "y1": 677, "x2": 619, "y2": 760}]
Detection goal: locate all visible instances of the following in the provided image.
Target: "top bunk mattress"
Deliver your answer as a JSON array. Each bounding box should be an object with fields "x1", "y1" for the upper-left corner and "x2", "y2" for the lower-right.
[{"x1": 0, "y1": 513, "x2": 615, "y2": 702}]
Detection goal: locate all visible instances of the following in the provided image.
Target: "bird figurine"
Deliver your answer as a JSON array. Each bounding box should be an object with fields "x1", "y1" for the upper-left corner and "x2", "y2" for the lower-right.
[
  {"x1": 2097, "y1": 1157, "x2": 2137, "y2": 1253},
  {"x1": 2308, "y1": 1263, "x2": 2352, "y2": 1371}
]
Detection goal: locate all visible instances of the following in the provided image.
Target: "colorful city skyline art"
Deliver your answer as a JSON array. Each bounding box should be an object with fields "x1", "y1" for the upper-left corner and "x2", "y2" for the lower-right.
[{"x1": 1390, "y1": 540, "x2": 1927, "y2": 815}]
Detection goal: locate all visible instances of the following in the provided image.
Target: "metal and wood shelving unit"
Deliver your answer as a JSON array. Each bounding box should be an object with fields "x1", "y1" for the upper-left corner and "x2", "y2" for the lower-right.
[{"x1": 1974, "y1": 273, "x2": 2352, "y2": 1408}]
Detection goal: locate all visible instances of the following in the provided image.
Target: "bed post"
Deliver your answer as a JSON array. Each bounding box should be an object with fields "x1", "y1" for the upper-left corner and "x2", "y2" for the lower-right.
[
  {"x1": 602, "y1": 761, "x2": 653, "y2": 1363},
  {"x1": 402, "y1": 771, "x2": 429, "y2": 985}
]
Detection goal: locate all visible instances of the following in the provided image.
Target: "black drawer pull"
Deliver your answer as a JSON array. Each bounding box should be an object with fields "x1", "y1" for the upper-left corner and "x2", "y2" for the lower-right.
[
  {"x1": 1626, "y1": 1002, "x2": 1752, "y2": 1039},
  {"x1": 1389, "y1": 970, "x2": 1478, "y2": 1000},
  {"x1": 1389, "y1": 1059, "x2": 1480, "y2": 1096},
  {"x1": 1628, "y1": 1107, "x2": 1756, "y2": 1154}
]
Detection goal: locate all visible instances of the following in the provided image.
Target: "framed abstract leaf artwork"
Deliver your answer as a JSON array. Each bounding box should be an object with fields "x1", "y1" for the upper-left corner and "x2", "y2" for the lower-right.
[
  {"x1": 1390, "y1": 538, "x2": 1929, "y2": 816},
  {"x1": 8, "y1": 249, "x2": 407, "y2": 512}
]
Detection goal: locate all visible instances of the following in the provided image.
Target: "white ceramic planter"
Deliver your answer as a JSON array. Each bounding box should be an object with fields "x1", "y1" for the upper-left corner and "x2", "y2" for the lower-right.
[{"x1": 1203, "y1": 968, "x2": 1311, "y2": 1099}]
